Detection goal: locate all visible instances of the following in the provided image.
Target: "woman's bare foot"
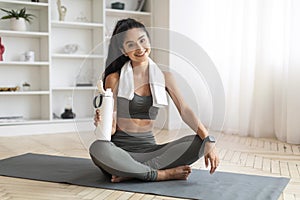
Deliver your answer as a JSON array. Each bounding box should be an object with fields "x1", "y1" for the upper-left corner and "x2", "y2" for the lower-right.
[
  {"x1": 111, "y1": 175, "x2": 133, "y2": 183},
  {"x1": 156, "y1": 165, "x2": 192, "y2": 181},
  {"x1": 111, "y1": 165, "x2": 192, "y2": 182}
]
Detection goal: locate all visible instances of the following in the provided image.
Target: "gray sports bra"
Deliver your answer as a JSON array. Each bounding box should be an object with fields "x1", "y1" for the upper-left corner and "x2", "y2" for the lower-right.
[{"x1": 117, "y1": 93, "x2": 159, "y2": 120}]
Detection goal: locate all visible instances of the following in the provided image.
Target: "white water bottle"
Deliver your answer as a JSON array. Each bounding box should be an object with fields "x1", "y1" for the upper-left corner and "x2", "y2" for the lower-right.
[{"x1": 93, "y1": 80, "x2": 114, "y2": 141}]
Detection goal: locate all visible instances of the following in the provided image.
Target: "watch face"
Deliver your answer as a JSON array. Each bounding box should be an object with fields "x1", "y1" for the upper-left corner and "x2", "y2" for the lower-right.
[{"x1": 208, "y1": 136, "x2": 216, "y2": 143}]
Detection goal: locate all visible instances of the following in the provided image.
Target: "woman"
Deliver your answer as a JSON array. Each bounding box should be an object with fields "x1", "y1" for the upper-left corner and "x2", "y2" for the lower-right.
[{"x1": 90, "y1": 18, "x2": 219, "y2": 182}]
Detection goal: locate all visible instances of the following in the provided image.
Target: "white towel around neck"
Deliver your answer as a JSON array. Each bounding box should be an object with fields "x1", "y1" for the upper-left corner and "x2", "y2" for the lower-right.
[{"x1": 118, "y1": 58, "x2": 168, "y2": 107}]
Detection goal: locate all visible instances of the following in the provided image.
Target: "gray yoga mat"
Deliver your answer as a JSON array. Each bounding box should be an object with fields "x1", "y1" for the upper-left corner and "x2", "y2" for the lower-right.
[{"x1": 0, "y1": 153, "x2": 289, "y2": 200}]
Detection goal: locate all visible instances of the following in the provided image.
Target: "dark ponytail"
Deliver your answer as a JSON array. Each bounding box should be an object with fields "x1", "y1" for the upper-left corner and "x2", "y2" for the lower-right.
[{"x1": 103, "y1": 18, "x2": 150, "y2": 87}]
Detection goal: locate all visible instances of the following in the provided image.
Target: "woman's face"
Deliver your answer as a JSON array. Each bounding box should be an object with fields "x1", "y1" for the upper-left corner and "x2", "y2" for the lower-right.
[{"x1": 122, "y1": 28, "x2": 151, "y2": 65}]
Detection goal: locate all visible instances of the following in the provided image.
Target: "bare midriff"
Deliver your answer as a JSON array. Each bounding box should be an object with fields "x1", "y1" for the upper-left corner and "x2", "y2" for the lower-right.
[{"x1": 116, "y1": 117, "x2": 154, "y2": 133}]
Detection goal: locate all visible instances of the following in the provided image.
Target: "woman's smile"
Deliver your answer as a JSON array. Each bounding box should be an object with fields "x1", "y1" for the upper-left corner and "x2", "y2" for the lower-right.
[
  {"x1": 122, "y1": 28, "x2": 152, "y2": 64},
  {"x1": 134, "y1": 49, "x2": 148, "y2": 57}
]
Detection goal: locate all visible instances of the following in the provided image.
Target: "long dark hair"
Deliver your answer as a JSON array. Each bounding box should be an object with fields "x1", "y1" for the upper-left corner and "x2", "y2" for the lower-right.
[{"x1": 103, "y1": 18, "x2": 150, "y2": 87}]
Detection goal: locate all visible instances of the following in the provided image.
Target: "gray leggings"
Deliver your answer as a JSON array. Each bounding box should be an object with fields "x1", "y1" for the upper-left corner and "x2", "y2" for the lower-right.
[{"x1": 89, "y1": 130, "x2": 203, "y2": 181}]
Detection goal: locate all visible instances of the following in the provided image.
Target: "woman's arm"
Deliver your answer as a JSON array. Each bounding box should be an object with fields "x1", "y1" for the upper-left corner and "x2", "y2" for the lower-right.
[
  {"x1": 164, "y1": 71, "x2": 219, "y2": 174},
  {"x1": 164, "y1": 72, "x2": 208, "y2": 139}
]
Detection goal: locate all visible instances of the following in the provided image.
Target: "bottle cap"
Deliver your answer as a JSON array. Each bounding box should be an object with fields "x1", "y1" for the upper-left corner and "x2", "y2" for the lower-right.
[{"x1": 105, "y1": 88, "x2": 113, "y2": 96}]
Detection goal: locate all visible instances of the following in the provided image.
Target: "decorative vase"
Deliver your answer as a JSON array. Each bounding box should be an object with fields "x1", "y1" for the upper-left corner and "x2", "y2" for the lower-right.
[
  {"x1": 61, "y1": 108, "x2": 76, "y2": 119},
  {"x1": 57, "y1": 0, "x2": 67, "y2": 21},
  {"x1": 61, "y1": 96, "x2": 76, "y2": 119},
  {"x1": 22, "y1": 82, "x2": 31, "y2": 91},
  {"x1": 10, "y1": 18, "x2": 26, "y2": 31},
  {"x1": 0, "y1": 37, "x2": 4, "y2": 61}
]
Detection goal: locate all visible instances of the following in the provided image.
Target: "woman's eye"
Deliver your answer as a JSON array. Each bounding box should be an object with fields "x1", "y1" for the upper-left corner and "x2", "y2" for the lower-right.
[
  {"x1": 127, "y1": 44, "x2": 134, "y2": 48},
  {"x1": 140, "y1": 38, "x2": 145, "y2": 43}
]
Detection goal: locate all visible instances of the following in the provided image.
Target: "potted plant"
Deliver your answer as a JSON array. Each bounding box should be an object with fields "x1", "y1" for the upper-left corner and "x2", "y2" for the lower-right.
[{"x1": 0, "y1": 7, "x2": 35, "y2": 31}]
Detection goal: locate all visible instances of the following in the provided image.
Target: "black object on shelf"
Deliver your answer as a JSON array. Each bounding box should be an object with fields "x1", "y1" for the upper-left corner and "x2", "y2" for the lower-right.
[
  {"x1": 76, "y1": 83, "x2": 93, "y2": 87},
  {"x1": 111, "y1": 2, "x2": 125, "y2": 10},
  {"x1": 31, "y1": 0, "x2": 40, "y2": 2},
  {"x1": 61, "y1": 109, "x2": 76, "y2": 119}
]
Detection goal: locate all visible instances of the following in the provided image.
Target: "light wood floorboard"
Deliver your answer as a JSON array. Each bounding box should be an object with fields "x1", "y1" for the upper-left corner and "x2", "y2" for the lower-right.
[{"x1": 0, "y1": 130, "x2": 299, "y2": 200}]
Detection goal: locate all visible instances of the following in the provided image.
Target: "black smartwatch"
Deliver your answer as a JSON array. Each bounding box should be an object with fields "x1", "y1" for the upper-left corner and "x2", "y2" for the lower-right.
[{"x1": 203, "y1": 135, "x2": 216, "y2": 144}]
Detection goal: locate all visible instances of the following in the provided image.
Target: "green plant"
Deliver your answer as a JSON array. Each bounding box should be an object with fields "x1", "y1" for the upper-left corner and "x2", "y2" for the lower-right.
[{"x1": 0, "y1": 7, "x2": 35, "y2": 23}]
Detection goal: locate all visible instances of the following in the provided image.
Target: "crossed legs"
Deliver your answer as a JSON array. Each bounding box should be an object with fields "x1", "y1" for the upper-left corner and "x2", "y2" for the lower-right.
[{"x1": 89, "y1": 135, "x2": 203, "y2": 182}]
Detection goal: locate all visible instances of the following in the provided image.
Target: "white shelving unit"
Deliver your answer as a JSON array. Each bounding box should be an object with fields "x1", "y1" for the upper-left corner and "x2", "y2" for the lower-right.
[
  {"x1": 52, "y1": 86, "x2": 96, "y2": 91},
  {"x1": 0, "y1": 91, "x2": 50, "y2": 95},
  {"x1": 0, "y1": 30, "x2": 49, "y2": 37},
  {"x1": 50, "y1": 0, "x2": 105, "y2": 122},
  {"x1": 105, "y1": 0, "x2": 152, "y2": 38},
  {"x1": 0, "y1": 0, "x2": 50, "y2": 127},
  {"x1": 0, "y1": 61, "x2": 49, "y2": 66},
  {"x1": 0, "y1": 0, "x2": 167, "y2": 135},
  {"x1": 105, "y1": 9, "x2": 151, "y2": 17},
  {"x1": 51, "y1": 21, "x2": 104, "y2": 29},
  {"x1": 52, "y1": 53, "x2": 104, "y2": 59},
  {"x1": 0, "y1": 0, "x2": 48, "y2": 7}
]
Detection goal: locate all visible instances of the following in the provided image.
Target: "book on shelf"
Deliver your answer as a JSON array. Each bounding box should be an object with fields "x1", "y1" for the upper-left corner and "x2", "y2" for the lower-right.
[{"x1": 0, "y1": 116, "x2": 24, "y2": 123}]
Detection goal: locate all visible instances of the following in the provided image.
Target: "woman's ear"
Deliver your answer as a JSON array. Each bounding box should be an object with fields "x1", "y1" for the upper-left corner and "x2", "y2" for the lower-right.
[{"x1": 120, "y1": 48, "x2": 128, "y2": 57}]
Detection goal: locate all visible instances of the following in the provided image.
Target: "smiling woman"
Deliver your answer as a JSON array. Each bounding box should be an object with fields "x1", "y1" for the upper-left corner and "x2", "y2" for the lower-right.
[
  {"x1": 120, "y1": 29, "x2": 151, "y2": 77},
  {"x1": 89, "y1": 18, "x2": 220, "y2": 183}
]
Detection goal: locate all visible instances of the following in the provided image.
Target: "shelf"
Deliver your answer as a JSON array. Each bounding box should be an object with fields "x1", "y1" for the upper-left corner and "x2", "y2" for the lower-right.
[
  {"x1": 0, "y1": 91, "x2": 50, "y2": 95},
  {"x1": 0, "y1": 119, "x2": 47, "y2": 126},
  {"x1": 52, "y1": 54, "x2": 104, "y2": 59},
  {"x1": 52, "y1": 87, "x2": 96, "y2": 91},
  {"x1": 0, "y1": 118, "x2": 92, "y2": 126},
  {"x1": 51, "y1": 21, "x2": 104, "y2": 29},
  {"x1": 0, "y1": 0, "x2": 48, "y2": 8},
  {"x1": 106, "y1": 9, "x2": 151, "y2": 17},
  {"x1": 0, "y1": 61, "x2": 49, "y2": 66},
  {"x1": 0, "y1": 30, "x2": 49, "y2": 38},
  {"x1": 51, "y1": 118, "x2": 93, "y2": 123}
]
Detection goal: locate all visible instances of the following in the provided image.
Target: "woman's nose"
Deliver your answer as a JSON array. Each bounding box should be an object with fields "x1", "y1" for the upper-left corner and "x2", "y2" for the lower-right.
[{"x1": 136, "y1": 42, "x2": 144, "y2": 51}]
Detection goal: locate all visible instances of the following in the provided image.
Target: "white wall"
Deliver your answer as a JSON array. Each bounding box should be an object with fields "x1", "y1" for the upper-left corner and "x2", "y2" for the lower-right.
[{"x1": 168, "y1": 0, "x2": 214, "y2": 130}]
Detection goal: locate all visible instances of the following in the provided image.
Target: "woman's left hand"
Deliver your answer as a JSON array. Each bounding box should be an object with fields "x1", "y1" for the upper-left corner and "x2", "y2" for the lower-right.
[{"x1": 204, "y1": 143, "x2": 220, "y2": 174}]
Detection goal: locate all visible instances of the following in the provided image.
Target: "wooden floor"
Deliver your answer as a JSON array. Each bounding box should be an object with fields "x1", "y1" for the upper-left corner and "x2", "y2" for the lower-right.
[{"x1": 0, "y1": 129, "x2": 299, "y2": 200}]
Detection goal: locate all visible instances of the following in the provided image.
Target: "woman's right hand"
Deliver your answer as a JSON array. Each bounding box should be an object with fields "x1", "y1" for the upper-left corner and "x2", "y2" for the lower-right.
[{"x1": 94, "y1": 109, "x2": 101, "y2": 127}]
